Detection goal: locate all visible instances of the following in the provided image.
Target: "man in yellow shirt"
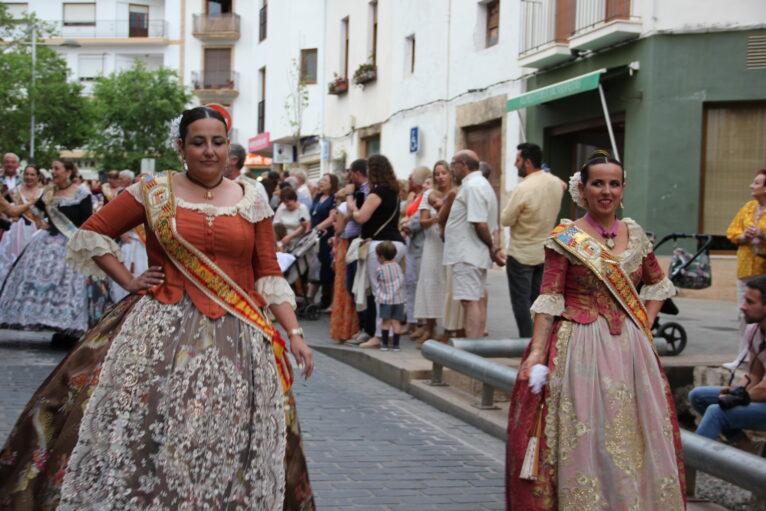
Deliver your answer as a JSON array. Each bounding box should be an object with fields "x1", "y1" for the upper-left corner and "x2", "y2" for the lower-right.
[{"x1": 501, "y1": 143, "x2": 564, "y2": 337}]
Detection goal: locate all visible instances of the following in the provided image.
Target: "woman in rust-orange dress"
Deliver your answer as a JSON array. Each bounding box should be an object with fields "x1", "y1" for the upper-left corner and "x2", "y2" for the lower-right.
[{"x1": 0, "y1": 106, "x2": 315, "y2": 510}]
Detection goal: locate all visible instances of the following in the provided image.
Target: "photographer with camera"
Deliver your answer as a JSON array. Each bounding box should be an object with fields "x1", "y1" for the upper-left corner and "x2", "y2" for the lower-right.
[{"x1": 689, "y1": 275, "x2": 766, "y2": 450}]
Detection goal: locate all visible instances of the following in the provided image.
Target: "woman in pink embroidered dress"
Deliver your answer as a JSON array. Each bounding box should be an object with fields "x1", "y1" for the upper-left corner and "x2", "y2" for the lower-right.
[{"x1": 505, "y1": 151, "x2": 685, "y2": 510}]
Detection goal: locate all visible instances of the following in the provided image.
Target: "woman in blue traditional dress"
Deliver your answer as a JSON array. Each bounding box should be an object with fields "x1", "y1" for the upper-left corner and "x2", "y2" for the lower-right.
[{"x1": 0, "y1": 159, "x2": 102, "y2": 346}]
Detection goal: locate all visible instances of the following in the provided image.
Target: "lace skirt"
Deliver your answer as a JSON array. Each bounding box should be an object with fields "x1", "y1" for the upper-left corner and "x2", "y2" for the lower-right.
[
  {"x1": 0, "y1": 218, "x2": 40, "y2": 283},
  {"x1": 0, "y1": 294, "x2": 315, "y2": 511},
  {"x1": 506, "y1": 317, "x2": 686, "y2": 510},
  {"x1": 0, "y1": 232, "x2": 89, "y2": 336}
]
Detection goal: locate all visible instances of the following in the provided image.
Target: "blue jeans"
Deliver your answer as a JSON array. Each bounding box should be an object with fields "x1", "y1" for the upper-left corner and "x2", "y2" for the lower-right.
[{"x1": 689, "y1": 386, "x2": 766, "y2": 441}]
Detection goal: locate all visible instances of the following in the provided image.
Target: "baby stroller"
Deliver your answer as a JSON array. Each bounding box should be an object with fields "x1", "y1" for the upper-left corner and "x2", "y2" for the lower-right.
[
  {"x1": 649, "y1": 233, "x2": 715, "y2": 355},
  {"x1": 283, "y1": 230, "x2": 321, "y2": 320}
]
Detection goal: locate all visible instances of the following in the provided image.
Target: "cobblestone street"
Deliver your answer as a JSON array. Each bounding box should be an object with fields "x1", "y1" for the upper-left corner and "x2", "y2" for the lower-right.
[{"x1": 0, "y1": 332, "x2": 506, "y2": 510}]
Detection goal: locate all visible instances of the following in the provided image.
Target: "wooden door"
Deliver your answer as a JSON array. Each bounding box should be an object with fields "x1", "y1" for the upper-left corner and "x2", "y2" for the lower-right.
[{"x1": 464, "y1": 120, "x2": 503, "y2": 201}]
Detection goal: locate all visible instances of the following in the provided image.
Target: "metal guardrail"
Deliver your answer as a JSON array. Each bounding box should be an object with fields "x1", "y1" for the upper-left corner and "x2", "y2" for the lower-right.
[{"x1": 420, "y1": 340, "x2": 766, "y2": 500}]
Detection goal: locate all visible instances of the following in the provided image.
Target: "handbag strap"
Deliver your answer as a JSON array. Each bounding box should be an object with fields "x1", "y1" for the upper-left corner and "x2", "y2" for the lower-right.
[{"x1": 371, "y1": 196, "x2": 399, "y2": 240}]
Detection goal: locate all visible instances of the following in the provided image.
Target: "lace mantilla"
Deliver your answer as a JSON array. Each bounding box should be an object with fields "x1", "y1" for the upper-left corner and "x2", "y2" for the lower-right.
[
  {"x1": 256, "y1": 276, "x2": 296, "y2": 308},
  {"x1": 127, "y1": 180, "x2": 273, "y2": 222},
  {"x1": 639, "y1": 277, "x2": 676, "y2": 302},
  {"x1": 531, "y1": 293, "x2": 566, "y2": 316},
  {"x1": 66, "y1": 228, "x2": 122, "y2": 277}
]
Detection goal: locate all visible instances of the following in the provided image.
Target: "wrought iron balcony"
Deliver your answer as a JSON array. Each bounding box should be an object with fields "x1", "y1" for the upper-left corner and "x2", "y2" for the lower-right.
[
  {"x1": 191, "y1": 70, "x2": 240, "y2": 100},
  {"x1": 192, "y1": 13, "x2": 241, "y2": 41}
]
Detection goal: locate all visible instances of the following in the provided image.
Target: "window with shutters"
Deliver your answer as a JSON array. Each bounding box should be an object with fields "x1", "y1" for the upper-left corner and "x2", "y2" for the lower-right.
[
  {"x1": 129, "y1": 4, "x2": 149, "y2": 37},
  {"x1": 701, "y1": 102, "x2": 766, "y2": 234},
  {"x1": 78, "y1": 54, "x2": 104, "y2": 81},
  {"x1": 63, "y1": 3, "x2": 96, "y2": 26},
  {"x1": 485, "y1": 0, "x2": 499, "y2": 47},
  {"x1": 4, "y1": 3, "x2": 28, "y2": 19}
]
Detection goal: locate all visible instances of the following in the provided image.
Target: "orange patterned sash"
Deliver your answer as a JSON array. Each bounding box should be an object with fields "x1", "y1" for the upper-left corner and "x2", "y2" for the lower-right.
[
  {"x1": 551, "y1": 223, "x2": 654, "y2": 344},
  {"x1": 141, "y1": 171, "x2": 293, "y2": 392}
]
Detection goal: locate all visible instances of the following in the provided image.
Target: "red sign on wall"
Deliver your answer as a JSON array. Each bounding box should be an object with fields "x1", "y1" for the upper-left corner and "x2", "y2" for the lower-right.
[{"x1": 248, "y1": 132, "x2": 270, "y2": 153}]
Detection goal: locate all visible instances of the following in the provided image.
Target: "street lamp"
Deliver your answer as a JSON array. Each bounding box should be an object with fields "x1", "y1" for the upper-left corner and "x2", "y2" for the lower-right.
[{"x1": 28, "y1": 24, "x2": 80, "y2": 162}]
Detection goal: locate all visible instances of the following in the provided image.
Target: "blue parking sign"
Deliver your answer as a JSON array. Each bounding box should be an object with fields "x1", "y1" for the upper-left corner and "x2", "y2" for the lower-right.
[{"x1": 410, "y1": 127, "x2": 419, "y2": 153}]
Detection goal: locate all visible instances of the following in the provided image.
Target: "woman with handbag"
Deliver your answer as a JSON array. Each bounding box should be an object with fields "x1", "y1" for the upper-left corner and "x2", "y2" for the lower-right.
[
  {"x1": 348, "y1": 154, "x2": 405, "y2": 349},
  {"x1": 505, "y1": 151, "x2": 684, "y2": 510}
]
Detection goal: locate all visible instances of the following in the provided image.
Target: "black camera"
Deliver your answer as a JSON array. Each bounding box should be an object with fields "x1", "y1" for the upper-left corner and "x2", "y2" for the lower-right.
[
  {"x1": 718, "y1": 386, "x2": 751, "y2": 410},
  {"x1": 0, "y1": 218, "x2": 11, "y2": 232}
]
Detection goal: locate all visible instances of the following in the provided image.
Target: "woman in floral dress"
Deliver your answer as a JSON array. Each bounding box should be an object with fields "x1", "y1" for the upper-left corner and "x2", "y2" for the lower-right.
[
  {"x1": 506, "y1": 151, "x2": 685, "y2": 510},
  {"x1": 0, "y1": 106, "x2": 315, "y2": 510}
]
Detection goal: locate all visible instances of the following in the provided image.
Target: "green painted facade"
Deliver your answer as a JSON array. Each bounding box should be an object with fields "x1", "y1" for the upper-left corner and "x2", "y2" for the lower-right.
[{"x1": 524, "y1": 30, "x2": 766, "y2": 240}]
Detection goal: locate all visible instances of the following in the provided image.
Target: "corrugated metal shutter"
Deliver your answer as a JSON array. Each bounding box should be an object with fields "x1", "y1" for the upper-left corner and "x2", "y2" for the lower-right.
[
  {"x1": 306, "y1": 162, "x2": 321, "y2": 181},
  {"x1": 747, "y1": 34, "x2": 766, "y2": 70}
]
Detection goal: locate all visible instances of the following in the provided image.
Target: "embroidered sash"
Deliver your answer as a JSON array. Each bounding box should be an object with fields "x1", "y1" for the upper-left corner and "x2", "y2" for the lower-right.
[
  {"x1": 42, "y1": 185, "x2": 79, "y2": 239},
  {"x1": 134, "y1": 224, "x2": 147, "y2": 245},
  {"x1": 551, "y1": 223, "x2": 654, "y2": 344},
  {"x1": 10, "y1": 187, "x2": 43, "y2": 224},
  {"x1": 141, "y1": 171, "x2": 293, "y2": 392},
  {"x1": 101, "y1": 183, "x2": 115, "y2": 202}
]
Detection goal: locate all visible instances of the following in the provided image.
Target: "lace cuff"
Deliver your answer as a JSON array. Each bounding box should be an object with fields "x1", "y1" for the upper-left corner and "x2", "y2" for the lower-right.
[
  {"x1": 530, "y1": 293, "x2": 565, "y2": 316},
  {"x1": 256, "y1": 275, "x2": 296, "y2": 308},
  {"x1": 66, "y1": 229, "x2": 122, "y2": 277},
  {"x1": 639, "y1": 277, "x2": 676, "y2": 301}
]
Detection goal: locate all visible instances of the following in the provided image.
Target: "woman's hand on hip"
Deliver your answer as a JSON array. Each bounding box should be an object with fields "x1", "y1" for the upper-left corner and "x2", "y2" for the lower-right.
[{"x1": 125, "y1": 266, "x2": 164, "y2": 293}]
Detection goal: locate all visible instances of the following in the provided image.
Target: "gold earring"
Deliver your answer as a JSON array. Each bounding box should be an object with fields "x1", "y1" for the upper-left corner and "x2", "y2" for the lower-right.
[{"x1": 620, "y1": 200, "x2": 625, "y2": 209}]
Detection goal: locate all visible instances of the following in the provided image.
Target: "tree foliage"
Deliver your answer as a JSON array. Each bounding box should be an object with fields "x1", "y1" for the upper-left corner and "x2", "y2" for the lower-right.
[
  {"x1": 89, "y1": 60, "x2": 191, "y2": 171},
  {"x1": 0, "y1": 5, "x2": 94, "y2": 164}
]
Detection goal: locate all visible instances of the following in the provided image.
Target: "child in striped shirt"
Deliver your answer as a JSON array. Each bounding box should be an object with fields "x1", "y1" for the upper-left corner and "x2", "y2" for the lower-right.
[{"x1": 375, "y1": 241, "x2": 406, "y2": 351}]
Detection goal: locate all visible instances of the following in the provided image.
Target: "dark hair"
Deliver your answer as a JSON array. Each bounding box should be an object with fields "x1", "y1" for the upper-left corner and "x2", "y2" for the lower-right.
[
  {"x1": 229, "y1": 143, "x2": 246, "y2": 170},
  {"x1": 350, "y1": 158, "x2": 368, "y2": 177},
  {"x1": 375, "y1": 240, "x2": 397, "y2": 261},
  {"x1": 517, "y1": 142, "x2": 543, "y2": 169},
  {"x1": 273, "y1": 222, "x2": 287, "y2": 240},
  {"x1": 178, "y1": 106, "x2": 228, "y2": 141},
  {"x1": 479, "y1": 161, "x2": 492, "y2": 179},
  {"x1": 580, "y1": 149, "x2": 625, "y2": 184},
  {"x1": 54, "y1": 159, "x2": 79, "y2": 179},
  {"x1": 23, "y1": 164, "x2": 41, "y2": 178},
  {"x1": 323, "y1": 173, "x2": 340, "y2": 195},
  {"x1": 267, "y1": 170, "x2": 281, "y2": 182},
  {"x1": 280, "y1": 187, "x2": 298, "y2": 202},
  {"x1": 746, "y1": 276, "x2": 766, "y2": 304},
  {"x1": 367, "y1": 154, "x2": 399, "y2": 193}
]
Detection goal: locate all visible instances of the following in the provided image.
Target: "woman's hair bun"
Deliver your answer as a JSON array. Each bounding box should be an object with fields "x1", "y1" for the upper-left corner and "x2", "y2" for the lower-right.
[{"x1": 587, "y1": 149, "x2": 612, "y2": 160}]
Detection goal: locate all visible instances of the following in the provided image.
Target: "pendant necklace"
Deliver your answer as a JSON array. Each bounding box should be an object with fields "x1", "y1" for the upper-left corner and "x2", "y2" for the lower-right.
[
  {"x1": 584, "y1": 213, "x2": 619, "y2": 249},
  {"x1": 186, "y1": 172, "x2": 224, "y2": 200}
]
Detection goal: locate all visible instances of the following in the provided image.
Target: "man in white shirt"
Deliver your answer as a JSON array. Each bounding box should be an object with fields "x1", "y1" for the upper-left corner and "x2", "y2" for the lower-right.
[
  {"x1": 1, "y1": 153, "x2": 20, "y2": 194},
  {"x1": 227, "y1": 143, "x2": 270, "y2": 203},
  {"x1": 443, "y1": 149, "x2": 505, "y2": 338}
]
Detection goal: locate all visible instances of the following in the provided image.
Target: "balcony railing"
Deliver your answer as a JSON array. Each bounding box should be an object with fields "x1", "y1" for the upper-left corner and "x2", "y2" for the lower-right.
[
  {"x1": 574, "y1": 0, "x2": 635, "y2": 35},
  {"x1": 50, "y1": 19, "x2": 167, "y2": 39},
  {"x1": 192, "y1": 70, "x2": 239, "y2": 91},
  {"x1": 192, "y1": 13, "x2": 241, "y2": 39},
  {"x1": 520, "y1": 0, "x2": 560, "y2": 54}
]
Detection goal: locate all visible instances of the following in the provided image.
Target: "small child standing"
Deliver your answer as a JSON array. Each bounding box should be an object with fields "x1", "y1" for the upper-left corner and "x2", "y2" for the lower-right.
[{"x1": 374, "y1": 241, "x2": 406, "y2": 351}]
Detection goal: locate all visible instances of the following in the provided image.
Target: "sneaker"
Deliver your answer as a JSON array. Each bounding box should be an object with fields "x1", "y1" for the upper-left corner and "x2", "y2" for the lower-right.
[
  {"x1": 347, "y1": 332, "x2": 370, "y2": 345},
  {"x1": 379, "y1": 344, "x2": 389, "y2": 351},
  {"x1": 392, "y1": 346, "x2": 401, "y2": 352}
]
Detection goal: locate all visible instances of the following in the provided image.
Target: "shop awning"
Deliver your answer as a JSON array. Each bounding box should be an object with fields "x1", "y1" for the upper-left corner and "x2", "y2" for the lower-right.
[{"x1": 505, "y1": 69, "x2": 606, "y2": 112}]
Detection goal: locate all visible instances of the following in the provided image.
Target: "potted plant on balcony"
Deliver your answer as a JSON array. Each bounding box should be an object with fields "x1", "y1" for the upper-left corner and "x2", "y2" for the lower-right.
[
  {"x1": 353, "y1": 60, "x2": 377, "y2": 86},
  {"x1": 328, "y1": 73, "x2": 348, "y2": 95}
]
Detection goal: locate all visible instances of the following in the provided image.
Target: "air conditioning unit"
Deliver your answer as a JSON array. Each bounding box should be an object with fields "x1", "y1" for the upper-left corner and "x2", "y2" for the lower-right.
[{"x1": 273, "y1": 143, "x2": 295, "y2": 164}]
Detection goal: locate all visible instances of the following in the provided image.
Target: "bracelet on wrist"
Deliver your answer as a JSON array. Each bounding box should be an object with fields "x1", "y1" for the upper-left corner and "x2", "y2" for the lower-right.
[{"x1": 288, "y1": 327, "x2": 304, "y2": 338}]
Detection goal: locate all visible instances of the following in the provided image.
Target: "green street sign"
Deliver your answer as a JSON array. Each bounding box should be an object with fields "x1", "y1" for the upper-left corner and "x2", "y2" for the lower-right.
[{"x1": 506, "y1": 69, "x2": 605, "y2": 112}]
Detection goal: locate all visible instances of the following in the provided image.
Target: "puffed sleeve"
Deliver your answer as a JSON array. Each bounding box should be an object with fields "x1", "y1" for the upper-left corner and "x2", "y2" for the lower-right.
[
  {"x1": 639, "y1": 249, "x2": 676, "y2": 301},
  {"x1": 252, "y1": 217, "x2": 296, "y2": 308},
  {"x1": 66, "y1": 185, "x2": 146, "y2": 277},
  {"x1": 727, "y1": 203, "x2": 749, "y2": 245},
  {"x1": 530, "y1": 246, "x2": 568, "y2": 316}
]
